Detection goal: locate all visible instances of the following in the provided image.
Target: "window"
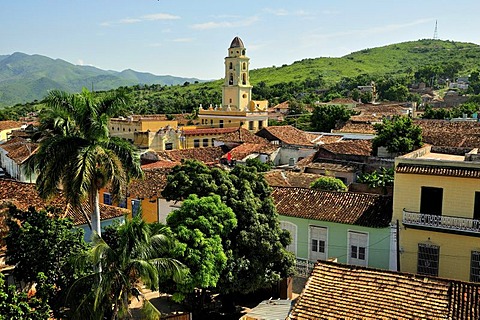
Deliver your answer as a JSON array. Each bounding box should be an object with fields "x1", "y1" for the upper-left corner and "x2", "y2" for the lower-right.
[
  {"x1": 309, "y1": 226, "x2": 327, "y2": 261},
  {"x1": 103, "y1": 193, "x2": 112, "y2": 205},
  {"x1": 165, "y1": 142, "x2": 173, "y2": 150},
  {"x1": 131, "y1": 199, "x2": 141, "y2": 218},
  {"x1": 119, "y1": 198, "x2": 127, "y2": 208},
  {"x1": 474, "y1": 192, "x2": 480, "y2": 220},
  {"x1": 203, "y1": 138, "x2": 209, "y2": 147},
  {"x1": 194, "y1": 139, "x2": 200, "y2": 148},
  {"x1": 258, "y1": 121, "x2": 263, "y2": 129},
  {"x1": 229, "y1": 62, "x2": 233, "y2": 69},
  {"x1": 211, "y1": 138, "x2": 215, "y2": 146},
  {"x1": 242, "y1": 62, "x2": 246, "y2": 70},
  {"x1": 348, "y1": 231, "x2": 368, "y2": 266},
  {"x1": 417, "y1": 243, "x2": 439, "y2": 276},
  {"x1": 248, "y1": 121, "x2": 254, "y2": 130},
  {"x1": 242, "y1": 73, "x2": 246, "y2": 85},
  {"x1": 229, "y1": 74, "x2": 233, "y2": 85},
  {"x1": 280, "y1": 221, "x2": 297, "y2": 255},
  {"x1": 219, "y1": 120, "x2": 224, "y2": 128},
  {"x1": 210, "y1": 119, "x2": 213, "y2": 125},
  {"x1": 471, "y1": 251, "x2": 480, "y2": 282},
  {"x1": 420, "y1": 187, "x2": 443, "y2": 215}
]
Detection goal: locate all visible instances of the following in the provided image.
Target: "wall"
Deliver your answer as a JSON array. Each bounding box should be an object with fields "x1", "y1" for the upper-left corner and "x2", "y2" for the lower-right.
[
  {"x1": 79, "y1": 216, "x2": 125, "y2": 242},
  {"x1": 279, "y1": 215, "x2": 391, "y2": 270}
]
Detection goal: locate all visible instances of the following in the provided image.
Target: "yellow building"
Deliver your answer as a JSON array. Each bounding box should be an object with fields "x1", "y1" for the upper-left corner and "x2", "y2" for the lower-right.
[
  {"x1": 198, "y1": 37, "x2": 269, "y2": 132},
  {"x1": 393, "y1": 145, "x2": 480, "y2": 281},
  {"x1": 109, "y1": 115, "x2": 178, "y2": 142}
]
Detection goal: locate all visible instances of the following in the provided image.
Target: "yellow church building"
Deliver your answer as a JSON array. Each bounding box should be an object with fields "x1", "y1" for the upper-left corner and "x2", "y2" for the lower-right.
[
  {"x1": 198, "y1": 36, "x2": 269, "y2": 132},
  {"x1": 393, "y1": 144, "x2": 480, "y2": 282}
]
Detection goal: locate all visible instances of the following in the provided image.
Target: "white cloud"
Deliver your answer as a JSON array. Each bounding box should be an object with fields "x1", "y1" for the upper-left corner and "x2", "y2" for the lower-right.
[
  {"x1": 141, "y1": 13, "x2": 180, "y2": 21},
  {"x1": 101, "y1": 12, "x2": 180, "y2": 26},
  {"x1": 264, "y1": 8, "x2": 314, "y2": 17},
  {"x1": 264, "y1": 8, "x2": 289, "y2": 16},
  {"x1": 191, "y1": 16, "x2": 259, "y2": 30}
]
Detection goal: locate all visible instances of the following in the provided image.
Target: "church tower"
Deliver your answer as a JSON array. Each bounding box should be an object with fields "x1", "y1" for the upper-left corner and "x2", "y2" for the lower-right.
[
  {"x1": 222, "y1": 36, "x2": 252, "y2": 110},
  {"x1": 198, "y1": 37, "x2": 268, "y2": 132}
]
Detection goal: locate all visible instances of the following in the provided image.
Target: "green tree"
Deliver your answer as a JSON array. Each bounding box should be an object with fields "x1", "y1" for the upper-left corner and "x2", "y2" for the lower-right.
[
  {"x1": 0, "y1": 272, "x2": 51, "y2": 320},
  {"x1": 310, "y1": 104, "x2": 355, "y2": 132},
  {"x1": 166, "y1": 195, "x2": 237, "y2": 304},
  {"x1": 372, "y1": 116, "x2": 423, "y2": 155},
  {"x1": 26, "y1": 89, "x2": 143, "y2": 236},
  {"x1": 383, "y1": 84, "x2": 409, "y2": 102},
  {"x1": 245, "y1": 158, "x2": 273, "y2": 172},
  {"x1": 73, "y1": 216, "x2": 185, "y2": 319},
  {"x1": 310, "y1": 177, "x2": 348, "y2": 192},
  {"x1": 357, "y1": 167, "x2": 394, "y2": 188},
  {"x1": 161, "y1": 161, "x2": 295, "y2": 304},
  {"x1": 5, "y1": 206, "x2": 88, "y2": 318}
]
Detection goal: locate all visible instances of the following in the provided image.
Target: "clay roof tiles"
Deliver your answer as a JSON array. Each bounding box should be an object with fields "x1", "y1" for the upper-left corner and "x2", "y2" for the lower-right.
[
  {"x1": 256, "y1": 126, "x2": 320, "y2": 146},
  {"x1": 215, "y1": 128, "x2": 268, "y2": 144},
  {"x1": 396, "y1": 163, "x2": 480, "y2": 178},
  {"x1": 128, "y1": 168, "x2": 171, "y2": 199},
  {"x1": 271, "y1": 186, "x2": 392, "y2": 228},
  {"x1": 225, "y1": 143, "x2": 278, "y2": 160},
  {"x1": 157, "y1": 146, "x2": 226, "y2": 164},
  {"x1": 263, "y1": 171, "x2": 324, "y2": 188},
  {"x1": 288, "y1": 260, "x2": 480, "y2": 319},
  {"x1": 318, "y1": 139, "x2": 372, "y2": 156},
  {"x1": 0, "y1": 137, "x2": 38, "y2": 164},
  {"x1": 0, "y1": 121, "x2": 23, "y2": 131},
  {"x1": 0, "y1": 179, "x2": 126, "y2": 225}
]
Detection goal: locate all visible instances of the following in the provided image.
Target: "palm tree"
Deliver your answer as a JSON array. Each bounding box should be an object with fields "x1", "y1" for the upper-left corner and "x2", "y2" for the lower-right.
[
  {"x1": 71, "y1": 216, "x2": 185, "y2": 319},
  {"x1": 27, "y1": 88, "x2": 142, "y2": 236}
]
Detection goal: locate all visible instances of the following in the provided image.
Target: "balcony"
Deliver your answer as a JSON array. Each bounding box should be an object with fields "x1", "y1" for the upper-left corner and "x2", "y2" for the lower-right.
[{"x1": 403, "y1": 209, "x2": 480, "y2": 234}]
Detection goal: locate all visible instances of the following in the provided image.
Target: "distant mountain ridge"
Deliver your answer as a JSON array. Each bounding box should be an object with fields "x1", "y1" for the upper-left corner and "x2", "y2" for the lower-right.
[{"x1": 0, "y1": 52, "x2": 202, "y2": 107}]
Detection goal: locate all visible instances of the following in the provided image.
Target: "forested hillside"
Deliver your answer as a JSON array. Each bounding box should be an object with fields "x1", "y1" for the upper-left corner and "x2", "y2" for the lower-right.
[{"x1": 2, "y1": 39, "x2": 480, "y2": 119}]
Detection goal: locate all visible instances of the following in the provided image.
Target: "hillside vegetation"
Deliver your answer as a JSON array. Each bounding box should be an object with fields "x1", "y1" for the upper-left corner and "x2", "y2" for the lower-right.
[{"x1": 2, "y1": 39, "x2": 480, "y2": 119}]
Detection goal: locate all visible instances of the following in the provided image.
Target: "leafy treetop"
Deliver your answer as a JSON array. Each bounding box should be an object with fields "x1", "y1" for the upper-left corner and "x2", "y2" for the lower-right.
[{"x1": 372, "y1": 116, "x2": 422, "y2": 155}]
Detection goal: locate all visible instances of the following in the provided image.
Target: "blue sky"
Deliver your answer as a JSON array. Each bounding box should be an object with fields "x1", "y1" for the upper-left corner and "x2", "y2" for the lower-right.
[{"x1": 1, "y1": 0, "x2": 479, "y2": 79}]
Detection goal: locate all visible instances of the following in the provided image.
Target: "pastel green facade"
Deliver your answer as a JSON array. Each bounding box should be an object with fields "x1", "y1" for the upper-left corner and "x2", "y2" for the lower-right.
[{"x1": 279, "y1": 214, "x2": 392, "y2": 270}]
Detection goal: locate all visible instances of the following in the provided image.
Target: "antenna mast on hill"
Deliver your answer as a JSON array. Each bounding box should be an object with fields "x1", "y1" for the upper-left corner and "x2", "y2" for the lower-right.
[{"x1": 433, "y1": 20, "x2": 438, "y2": 40}]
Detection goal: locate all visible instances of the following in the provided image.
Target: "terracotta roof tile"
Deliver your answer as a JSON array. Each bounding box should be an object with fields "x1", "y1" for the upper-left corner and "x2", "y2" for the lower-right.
[
  {"x1": 256, "y1": 126, "x2": 320, "y2": 146},
  {"x1": 271, "y1": 186, "x2": 392, "y2": 228},
  {"x1": 416, "y1": 119, "x2": 480, "y2": 148},
  {"x1": 141, "y1": 160, "x2": 179, "y2": 170},
  {"x1": 305, "y1": 162, "x2": 357, "y2": 172},
  {"x1": 128, "y1": 168, "x2": 171, "y2": 199},
  {"x1": 313, "y1": 134, "x2": 343, "y2": 144},
  {"x1": 0, "y1": 137, "x2": 38, "y2": 164},
  {"x1": 333, "y1": 121, "x2": 376, "y2": 134},
  {"x1": 289, "y1": 260, "x2": 480, "y2": 319},
  {"x1": 396, "y1": 163, "x2": 480, "y2": 178},
  {"x1": 0, "y1": 179, "x2": 127, "y2": 225},
  {"x1": 157, "y1": 146, "x2": 226, "y2": 164},
  {"x1": 215, "y1": 128, "x2": 268, "y2": 144},
  {"x1": 318, "y1": 139, "x2": 372, "y2": 156},
  {"x1": 0, "y1": 121, "x2": 23, "y2": 131},
  {"x1": 225, "y1": 143, "x2": 278, "y2": 160},
  {"x1": 263, "y1": 171, "x2": 324, "y2": 188},
  {"x1": 329, "y1": 98, "x2": 359, "y2": 104}
]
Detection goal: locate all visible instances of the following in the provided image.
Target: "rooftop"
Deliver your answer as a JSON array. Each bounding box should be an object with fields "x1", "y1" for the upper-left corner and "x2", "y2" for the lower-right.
[
  {"x1": 318, "y1": 139, "x2": 372, "y2": 156},
  {"x1": 256, "y1": 126, "x2": 320, "y2": 146},
  {"x1": 0, "y1": 137, "x2": 38, "y2": 164},
  {"x1": 288, "y1": 260, "x2": 480, "y2": 319},
  {"x1": 157, "y1": 146, "x2": 226, "y2": 165},
  {"x1": 264, "y1": 171, "x2": 324, "y2": 188},
  {"x1": 271, "y1": 186, "x2": 392, "y2": 228},
  {"x1": 0, "y1": 121, "x2": 24, "y2": 132},
  {"x1": 128, "y1": 168, "x2": 171, "y2": 200},
  {"x1": 215, "y1": 128, "x2": 268, "y2": 144},
  {"x1": 230, "y1": 36, "x2": 244, "y2": 48},
  {"x1": 224, "y1": 142, "x2": 278, "y2": 160}
]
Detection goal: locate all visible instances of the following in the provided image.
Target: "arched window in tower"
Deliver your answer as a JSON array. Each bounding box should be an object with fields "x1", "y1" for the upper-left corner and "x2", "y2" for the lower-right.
[
  {"x1": 242, "y1": 62, "x2": 246, "y2": 70},
  {"x1": 242, "y1": 73, "x2": 246, "y2": 85},
  {"x1": 229, "y1": 62, "x2": 233, "y2": 70},
  {"x1": 242, "y1": 50, "x2": 245, "y2": 55},
  {"x1": 229, "y1": 74, "x2": 234, "y2": 85}
]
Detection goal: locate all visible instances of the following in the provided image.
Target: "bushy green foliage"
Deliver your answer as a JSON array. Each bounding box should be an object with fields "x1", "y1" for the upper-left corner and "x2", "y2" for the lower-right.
[
  {"x1": 310, "y1": 104, "x2": 356, "y2": 132},
  {"x1": 161, "y1": 160, "x2": 295, "y2": 300},
  {"x1": 372, "y1": 116, "x2": 423, "y2": 155},
  {"x1": 5, "y1": 206, "x2": 88, "y2": 318},
  {"x1": 357, "y1": 167, "x2": 395, "y2": 188},
  {"x1": 0, "y1": 272, "x2": 51, "y2": 320},
  {"x1": 245, "y1": 158, "x2": 273, "y2": 172},
  {"x1": 167, "y1": 195, "x2": 237, "y2": 300},
  {"x1": 310, "y1": 177, "x2": 348, "y2": 192}
]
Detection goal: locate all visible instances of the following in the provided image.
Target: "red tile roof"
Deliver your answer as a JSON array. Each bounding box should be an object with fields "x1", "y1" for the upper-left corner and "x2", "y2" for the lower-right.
[
  {"x1": 128, "y1": 168, "x2": 171, "y2": 199},
  {"x1": 0, "y1": 137, "x2": 38, "y2": 164},
  {"x1": 0, "y1": 179, "x2": 127, "y2": 225},
  {"x1": 333, "y1": 121, "x2": 376, "y2": 134},
  {"x1": 328, "y1": 98, "x2": 359, "y2": 104},
  {"x1": 141, "y1": 160, "x2": 179, "y2": 170},
  {"x1": 0, "y1": 121, "x2": 23, "y2": 131},
  {"x1": 396, "y1": 163, "x2": 480, "y2": 178},
  {"x1": 215, "y1": 128, "x2": 268, "y2": 144},
  {"x1": 225, "y1": 143, "x2": 278, "y2": 160},
  {"x1": 256, "y1": 126, "x2": 319, "y2": 146},
  {"x1": 318, "y1": 139, "x2": 372, "y2": 156},
  {"x1": 288, "y1": 260, "x2": 480, "y2": 319},
  {"x1": 157, "y1": 146, "x2": 225, "y2": 164},
  {"x1": 305, "y1": 162, "x2": 357, "y2": 173},
  {"x1": 271, "y1": 186, "x2": 392, "y2": 228},
  {"x1": 415, "y1": 119, "x2": 480, "y2": 148}
]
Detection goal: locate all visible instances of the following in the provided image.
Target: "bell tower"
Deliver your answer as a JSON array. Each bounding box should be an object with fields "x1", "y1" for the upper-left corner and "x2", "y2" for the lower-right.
[{"x1": 222, "y1": 36, "x2": 252, "y2": 110}]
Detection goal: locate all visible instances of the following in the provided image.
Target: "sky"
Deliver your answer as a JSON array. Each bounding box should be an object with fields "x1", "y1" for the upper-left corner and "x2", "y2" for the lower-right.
[{"x1": 1, "y1": 0, "x2": 480, "y2": 80}]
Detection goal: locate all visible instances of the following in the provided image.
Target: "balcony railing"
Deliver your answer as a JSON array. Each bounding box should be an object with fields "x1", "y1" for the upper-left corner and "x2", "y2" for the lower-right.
[{"x1": 403, "y1": 209, "x2": 480, "y2": 234}]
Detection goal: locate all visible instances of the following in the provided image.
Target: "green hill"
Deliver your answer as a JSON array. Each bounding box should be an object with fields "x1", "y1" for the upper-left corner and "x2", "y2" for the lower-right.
[
  {"x1": 2, "y1": 39, "x2": 480, "y2": 117},
  {"x1": 0, "y1": 52, "x2": 202, "y2": 107}
]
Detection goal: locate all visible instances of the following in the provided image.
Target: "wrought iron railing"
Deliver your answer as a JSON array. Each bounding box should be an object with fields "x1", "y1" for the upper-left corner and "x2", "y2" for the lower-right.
[{"x1": 403, "y1": 209, "x2": 480, "y2": 233}]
